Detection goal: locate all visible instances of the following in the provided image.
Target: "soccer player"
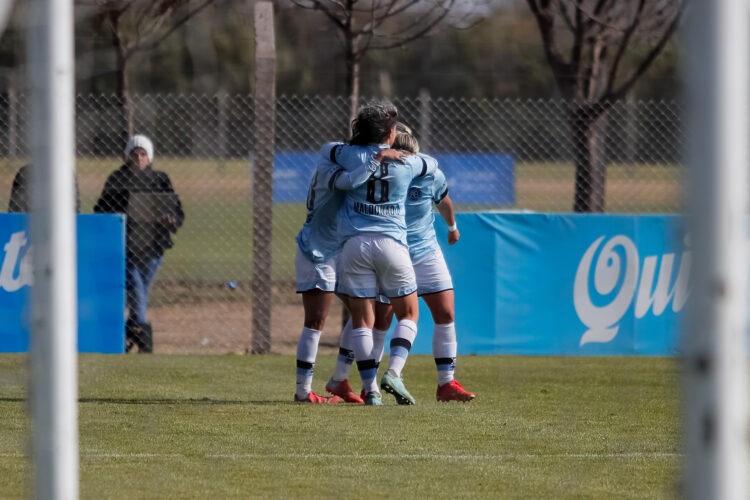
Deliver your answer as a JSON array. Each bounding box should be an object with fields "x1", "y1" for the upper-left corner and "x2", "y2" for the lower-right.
[
  {"x1": 294, "y1": 138, "x2": 405, "y2": 403},
  {"x1": 326, "y1": 124, "x2": 475, "y2": 402},
  {"x1": 321, "y1": 100, "x2": 437, "y2": 406},
  {"x1": 379, "y1": 125, "x2": 475, "y2": 402}
]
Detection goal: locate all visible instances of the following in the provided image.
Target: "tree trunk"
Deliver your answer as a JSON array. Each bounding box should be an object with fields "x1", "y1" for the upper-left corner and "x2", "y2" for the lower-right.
[
  {"x1": 7, "y1": 84, "x2": 17, "y2": 159},
  {"x1": 349, "y1": 60, "x2": 359, "y2": 128},
  {"x1": 345, "y1": 35, "x2": 359, "y2": 132},
  {"x1": 251, "y1": 1, "x2": 276, "y2": 354},
  {"x1": 571, "y1": 106, "x2": 608, "y2": 213},
  {"x1": 418, "y1": 88, "x2": 432, "y2": 152},
  {"x1": 114, "y1": 32, "x2": 134, "y2": 144}
]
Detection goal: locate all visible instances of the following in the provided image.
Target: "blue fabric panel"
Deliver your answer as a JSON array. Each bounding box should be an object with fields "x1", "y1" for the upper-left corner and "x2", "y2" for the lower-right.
[
  {"x1": 0, "y1": 214, "x2": 126, "y2": 354},
  {"x1": 405, "y1": 213, "x2": 693, "y2": 356},
  {"x1": 271, "y1": 152, "x2": 515, "y2": 206}
]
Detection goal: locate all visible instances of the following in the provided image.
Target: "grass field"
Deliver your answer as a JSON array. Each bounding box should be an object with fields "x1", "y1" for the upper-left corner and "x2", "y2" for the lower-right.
[{"x1": 0, "y1": 354, "x2": 680, "y2": 498}]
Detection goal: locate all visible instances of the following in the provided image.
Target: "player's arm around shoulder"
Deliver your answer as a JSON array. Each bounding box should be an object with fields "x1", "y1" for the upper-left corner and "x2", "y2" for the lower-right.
[
  {"x1": 322, "y1": 143, "x2": 372, "y2": 169},
  {"x1": 319, "y1": 142, "x2": 345, "y2": 162},
  {"x1": 326, "y1": 143, "x2": 406, "y2": 169},
  {"x1": 328, "y1": 158, "x2": 375, "y2": 190},
  {"x1": 317, "y1": 142, "x2": 374, "y2": 190},
  {"x1": 405, "y1": 152, "x2": 438, "y2": 179},
  {"x1": 319, "y1": 142, "x2": 408, "y2": 189},
  {"x1": 330, "y1": 148, "x2": 407, "y2": 190}
]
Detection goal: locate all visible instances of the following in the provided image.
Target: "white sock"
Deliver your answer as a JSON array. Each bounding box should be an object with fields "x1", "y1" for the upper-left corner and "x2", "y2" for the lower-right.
[
  {"x1": 296, "y1": 327, "x2": 321, "y2": 398},
  {"x1": 387, "y1": 319, "x2": 417, "y2": 378},
  {"x1": 352, "y1": 327, "x2": 379, "y2": 395},
  {"x1": 433, "y1": 322, "x2": 457, "y2": 386},
  {"x1": 372, "y1": 327, "x2": 388, "y2": 365},
  {"x1": 332, "y1": 318, "x2": 355, "y2": 382}
]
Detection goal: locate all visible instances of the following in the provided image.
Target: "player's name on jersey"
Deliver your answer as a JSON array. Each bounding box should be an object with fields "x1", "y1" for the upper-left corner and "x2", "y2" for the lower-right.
[{"x1": 353, "y1": 202, "x2": 402, "y2": 216}]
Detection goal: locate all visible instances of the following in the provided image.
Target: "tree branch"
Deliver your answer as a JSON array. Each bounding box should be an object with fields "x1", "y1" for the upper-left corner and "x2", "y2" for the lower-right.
[
  {"x1": 290, "y1": 0, "x2": 347, "y2": 30},
  {"x1": 605, "y1": 0, "x2": 645, "y2": 95},
  {"x1": 558, "y1": 1, "x2": 575, "y2": 33},
  {"x1": 586, "y1": 36, "x2": 606, "y2": 101},
  {"x1": 130, "y1": 0, "x2": 215, "y2": 55},
  {"x1": 609, "y1": 4, "x2": 682, "y2": 100},
  {"x1": 370, "y1": 1, "x2": 453, "y2": 50},
  {"x1": 527, "y1": 0, "x2": 572, "y2": 94},
  {"x1": 376, "y1": 0, "x2": 420, "y2": 21},
  {"x1": 570, "y1": 0, "x2": 585, "y2": 98}
]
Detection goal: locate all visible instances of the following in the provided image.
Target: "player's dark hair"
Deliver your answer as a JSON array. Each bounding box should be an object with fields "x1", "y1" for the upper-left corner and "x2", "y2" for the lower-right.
[{"x1": 349, "y1": 100, "x2": 399, "y2": 146}]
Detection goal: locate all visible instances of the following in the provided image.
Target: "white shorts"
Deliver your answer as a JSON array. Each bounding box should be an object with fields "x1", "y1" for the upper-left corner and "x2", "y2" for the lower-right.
[
  {"x1": 295, "y1": 248, "x2": 337, "y2": 293},
  {"x1": 337, "y1": 234, "x2": 417, "y2": 298},
  {"x1": 377, "y1": 247, "x2": 453, "y2": 303},
  {"x1": 413, "y1": 247, "x2": 454, "y2": 295}
]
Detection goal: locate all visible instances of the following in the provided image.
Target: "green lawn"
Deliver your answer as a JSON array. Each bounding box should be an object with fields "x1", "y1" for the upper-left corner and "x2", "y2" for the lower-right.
[
  {"x1": 157, "y1": 200, "x2": 306, "y2": 283},
  {"x1": 0, "y1": 354, "x2": 681, "y2": 499}
]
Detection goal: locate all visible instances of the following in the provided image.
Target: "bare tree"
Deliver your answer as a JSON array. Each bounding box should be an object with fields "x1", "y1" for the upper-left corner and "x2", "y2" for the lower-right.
[
  {"x1": 290, "y1": 0, "x2": 479, "y2": 125},
  {"x1": 78, "y1": 0, "x2": 215, "y2": 141},
  {"x1": 526, "y1": 0, "x2": 683, "y2": 212}
]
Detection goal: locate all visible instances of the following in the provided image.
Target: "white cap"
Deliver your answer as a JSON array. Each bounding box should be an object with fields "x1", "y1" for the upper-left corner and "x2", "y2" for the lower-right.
[{"x1": 124, "y1": 134, "x2": 154, "y2": 163}]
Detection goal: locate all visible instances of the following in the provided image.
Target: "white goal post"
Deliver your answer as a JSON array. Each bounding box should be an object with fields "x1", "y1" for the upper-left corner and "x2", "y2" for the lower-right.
[
  {"x1": 27, "y1": 0, "x2": 79, "y2": 498},
  {"x1": 684, "y1": 1, "x2": 749, "y2": 499}
]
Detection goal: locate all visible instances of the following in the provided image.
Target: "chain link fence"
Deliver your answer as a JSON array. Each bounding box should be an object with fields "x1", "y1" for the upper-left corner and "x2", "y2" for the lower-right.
[{"x1": 0, "y1": 93, "x2": 683, "y2": 354}]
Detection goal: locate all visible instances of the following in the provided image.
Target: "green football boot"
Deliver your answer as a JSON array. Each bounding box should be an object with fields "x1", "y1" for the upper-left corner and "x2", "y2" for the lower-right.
[
  {"x1": 365, "y1": 391, "x2": 383, "y2": 406},
  {"x1": 380, "y1": 372, "x2": 416, "y2": 405}
]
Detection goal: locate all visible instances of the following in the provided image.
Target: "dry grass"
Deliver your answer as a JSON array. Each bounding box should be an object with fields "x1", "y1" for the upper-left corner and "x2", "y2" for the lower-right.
[{"x1": 150, "y1": 300, "x2": 344, "y2": 355}]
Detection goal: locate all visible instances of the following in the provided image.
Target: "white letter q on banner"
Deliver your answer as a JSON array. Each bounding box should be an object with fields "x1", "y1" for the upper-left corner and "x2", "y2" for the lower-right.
[{"x1": 574, "y1": 235, "x2": 640, "y2": 346}]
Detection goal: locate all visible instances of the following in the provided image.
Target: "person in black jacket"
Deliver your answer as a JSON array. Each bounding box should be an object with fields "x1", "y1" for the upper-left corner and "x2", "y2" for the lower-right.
[
  {"x1": 7, "y1": 164, "x2": 30, "y2": 212},
  {"x1": 94, "y1": 134, "x2": 184, "y2": 353},
  {"x1": 8, "y1": 164, "x2": 81, "y2": 213}
]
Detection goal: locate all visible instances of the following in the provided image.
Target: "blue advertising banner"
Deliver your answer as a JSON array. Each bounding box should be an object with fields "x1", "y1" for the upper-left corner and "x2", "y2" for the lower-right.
[
  {"x1": 272, "y1": 151, "x2": 317, "y2": 203},
  {"x1": 271, "y1": 152, "x2": 515, "y2": 206},
  {"x1": 434, "y1": 153, "x2": 514, "y2": 206},
  {"x1": 408, "y1": 213, "x2": 689, "y2": 356},
  {"x1": 0, "y1": 214, "x2": 126, "y2": 353}
]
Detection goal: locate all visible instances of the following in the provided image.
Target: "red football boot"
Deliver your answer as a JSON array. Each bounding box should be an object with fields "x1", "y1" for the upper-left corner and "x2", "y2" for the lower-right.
[
  {"x1": 325, "y1": 378, "x2": 364, "y2": 403},
  {"x1": 294, "y1": 391, "x2": 341, "y2": 404},
  {"x1": 436, "y1": 380, "x2": 475, "y2": 402}
]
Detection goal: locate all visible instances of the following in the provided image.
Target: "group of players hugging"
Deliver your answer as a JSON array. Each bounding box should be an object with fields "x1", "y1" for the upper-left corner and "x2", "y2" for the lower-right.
[{"x1": 293, "y1": 99, "x2": 475, "y2": 405}]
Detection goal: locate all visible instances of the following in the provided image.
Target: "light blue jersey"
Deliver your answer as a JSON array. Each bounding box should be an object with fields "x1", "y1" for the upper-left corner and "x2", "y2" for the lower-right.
[
  {"x1": 322, "y1": 143, "x2": 437, "y2": 247},
  {"x1": 406, "y1": 166, "x2": 449, "y2": 261},
  {"x1": 295, "y1": 145, "x2": 379, "y2": 263}
]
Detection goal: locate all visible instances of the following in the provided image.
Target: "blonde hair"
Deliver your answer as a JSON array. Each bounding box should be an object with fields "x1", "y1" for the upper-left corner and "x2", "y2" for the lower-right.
[{"x1": 393, "y1": 122, "x2": 419, "y2": 153}]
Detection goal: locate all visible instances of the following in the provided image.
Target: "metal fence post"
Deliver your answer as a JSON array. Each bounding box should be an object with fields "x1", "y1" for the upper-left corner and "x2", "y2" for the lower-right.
[
  {"x1": 418, "y1": 88, "x2": 431, "y2": 152},
  {"x1": 251, "y1": 1, "x2": 275, "y2": 354},
  {"x1": 217, "y1": 90, "x2": 228, "y2": 169},
  {"x1": 8, "y1": 85, "x2": 17, "y2": 159}
]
